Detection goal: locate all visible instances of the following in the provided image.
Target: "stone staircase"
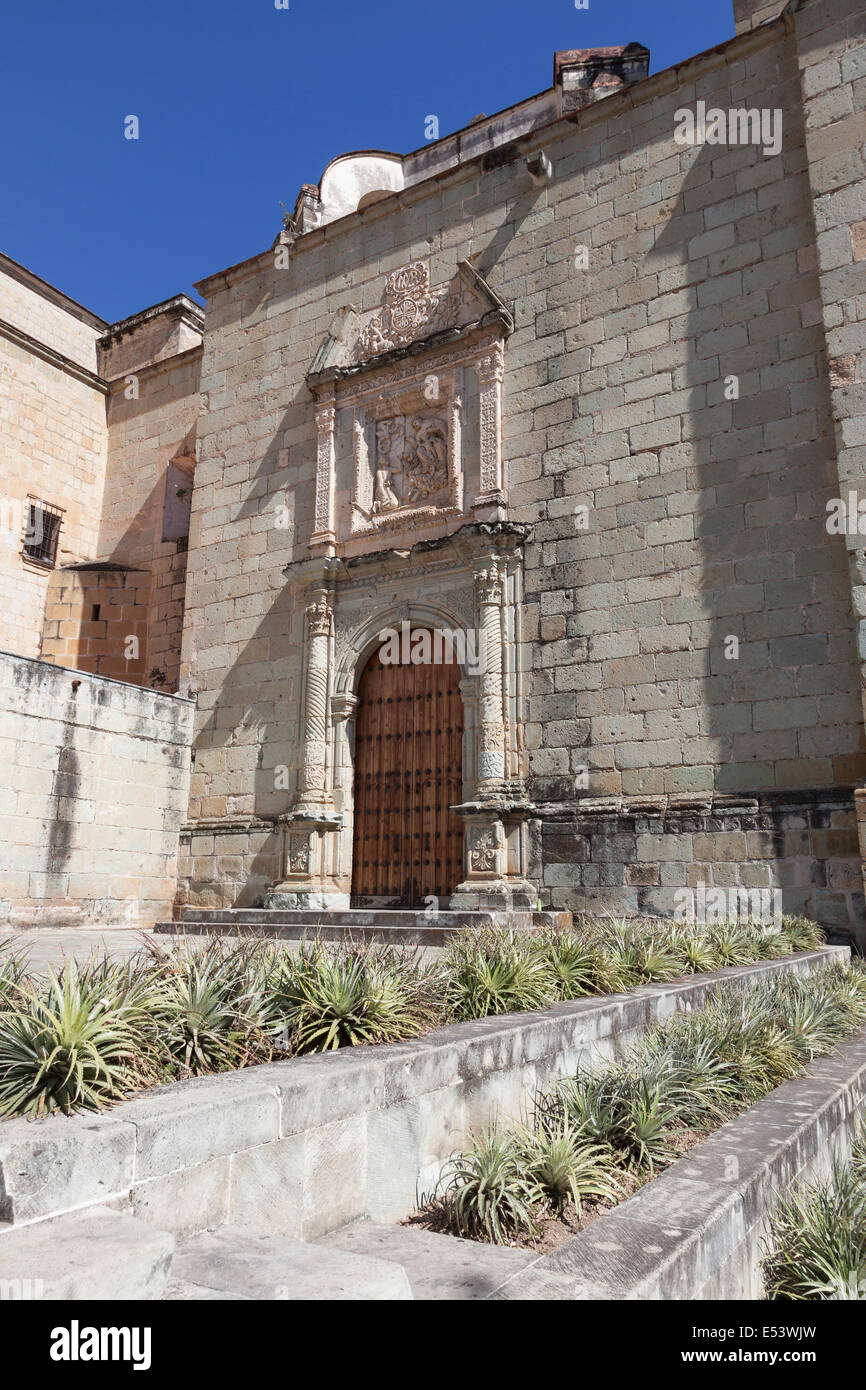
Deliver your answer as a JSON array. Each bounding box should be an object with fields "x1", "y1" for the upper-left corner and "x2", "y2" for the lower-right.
[
  {"x1": 0, "y1": 1207, "x2": 535, "y2": 1301},
  {"x1": 153, "y1": 906, "x2": 572, "y2": 948}
]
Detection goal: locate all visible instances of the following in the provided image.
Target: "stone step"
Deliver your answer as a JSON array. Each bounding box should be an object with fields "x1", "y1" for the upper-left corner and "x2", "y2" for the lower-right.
[
  {"x1": 316, "y1": 1219, "x2": 536, "y2": 1300},
  {"x1": 154, "y1": 919, "x2": 455, "y2": 946},
  {"x1": 166, "y1": 1226, "x2": 413, "y2": 1300},
  {"x1": 0, "y1": 1206, "x2": 173, "y2": 1300},
  {"x1": 154, "y1": 907, "x2": 572, "y2": 947}
]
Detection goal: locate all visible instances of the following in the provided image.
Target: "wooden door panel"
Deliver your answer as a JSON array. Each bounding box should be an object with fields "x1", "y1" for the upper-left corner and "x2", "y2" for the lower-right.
[{"x1": 352, "y1": 633, "x2": 463, "y2": 905}]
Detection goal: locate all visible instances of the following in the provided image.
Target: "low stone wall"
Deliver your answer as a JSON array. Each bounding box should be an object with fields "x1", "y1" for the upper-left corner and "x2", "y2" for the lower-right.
[
  {"x1": 0, "y1": 649, "x2": 194, "y2": 928},
  {"x1": 538, "y1": 788, "x2": 866, "y2": 949},
  {"x1": 0, "y1": 947, "x2": 845, "y2": 1243},
  {"x1": 493, "y1": 1025, "x2": 866, "y2": 1300}
]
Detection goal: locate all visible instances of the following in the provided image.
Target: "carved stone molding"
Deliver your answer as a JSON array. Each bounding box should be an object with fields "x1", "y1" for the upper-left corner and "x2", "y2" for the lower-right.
[
  {"x1": 310, "y1": 397, "x2": 337, "y2": 554},
  {"x1": 474, "y1": 342, "x2": 506, "y2": 515}
]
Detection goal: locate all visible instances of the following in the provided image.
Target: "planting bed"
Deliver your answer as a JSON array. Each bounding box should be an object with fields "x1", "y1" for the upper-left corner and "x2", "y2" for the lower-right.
[
  {"x1": 417, "y1": 962, "x2": 866, "y2": 1254},
  {"x1": 489, "y1": 1027, "x2": 866, "y2": 1300},
  {"x1": 0, "y1": 946, "x2": 846, "y2": 1252}
]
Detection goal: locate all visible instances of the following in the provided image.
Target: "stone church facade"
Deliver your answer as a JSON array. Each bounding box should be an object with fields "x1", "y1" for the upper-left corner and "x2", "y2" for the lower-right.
[{"x1": 2, "y1": 0, "x2": 866, "y2": 942}]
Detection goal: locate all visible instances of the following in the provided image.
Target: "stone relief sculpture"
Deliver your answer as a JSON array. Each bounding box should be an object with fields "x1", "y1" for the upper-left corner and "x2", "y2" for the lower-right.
[
  {"x1": 370, "y1": 412, "x2": 449, "y2": 513},
  {"x1": 372, "y1": 419, "x2": 401, "y2": 513},
  {"x1": 404, "y1": 416, "x2": 448, "y2": 501},
  {"x1": 306, "y1": 259, "x2": 513, "y2": 549}
]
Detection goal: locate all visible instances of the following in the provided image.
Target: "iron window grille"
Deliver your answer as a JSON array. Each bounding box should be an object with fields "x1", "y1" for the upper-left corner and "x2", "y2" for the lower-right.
[{"x1": 22, "y1": 498, "x2": 63, "y2": 567}]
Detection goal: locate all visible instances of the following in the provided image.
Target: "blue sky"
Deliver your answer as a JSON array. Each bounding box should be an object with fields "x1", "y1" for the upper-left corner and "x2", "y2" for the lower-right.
[{"x1": 0, "y1": 0, "x2": 736, "y2": 323}]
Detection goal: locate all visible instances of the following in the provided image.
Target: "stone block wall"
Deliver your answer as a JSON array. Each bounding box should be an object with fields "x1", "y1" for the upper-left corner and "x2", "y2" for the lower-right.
[
  {"x1": 176, "y1": 0, "x2": 866, "y2": 933},
  {"x1": 90, "y1": 305, "x2": 202, "y2": 693},
  {"x1": 40, "y1": 565, "x2": 153, "y2": 684},
  {"x1": 0, "y1": 651, "x2": 194, "y2": 929},
  {"x1": 0, "y1": 257, "x2": 108, "y2": 659},
  {"x1": 538, "y1": 788, "x2": 864, "y2": 944}
]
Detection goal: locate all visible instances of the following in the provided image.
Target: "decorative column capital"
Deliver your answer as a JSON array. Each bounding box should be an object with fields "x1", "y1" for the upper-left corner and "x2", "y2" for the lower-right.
[
  {"x1": 305, "y1": 595, "x2": 333, "y2": 638},
  {"x1": 475, "y1": 555, "x2": 504, "y2": 607},
  {"x1": 474, "y1": 343, "x2": 505, "y2": 386}
]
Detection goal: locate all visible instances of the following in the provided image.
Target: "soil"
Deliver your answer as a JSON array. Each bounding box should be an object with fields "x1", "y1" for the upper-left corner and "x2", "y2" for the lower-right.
[{"x1": 405, "y1": 1123, "x2": 708, "y2": 1252}]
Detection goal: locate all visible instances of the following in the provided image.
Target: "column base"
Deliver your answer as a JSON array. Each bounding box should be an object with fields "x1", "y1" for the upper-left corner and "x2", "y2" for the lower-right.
[
  {"x1": 264, "y1": 886, "x2": 350, "y2": 910},
  {"x1": 449, "y1": 878, "x2": 538, "y2": 911}
]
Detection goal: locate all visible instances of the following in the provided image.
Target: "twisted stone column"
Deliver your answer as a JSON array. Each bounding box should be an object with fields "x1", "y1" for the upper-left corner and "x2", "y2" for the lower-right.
[
  {"x1": 298, "y1": 595, "x2": 332, "y2": 804},
  {"x1": 475, "y1": 557, "x2": 506, "y2": 785}
]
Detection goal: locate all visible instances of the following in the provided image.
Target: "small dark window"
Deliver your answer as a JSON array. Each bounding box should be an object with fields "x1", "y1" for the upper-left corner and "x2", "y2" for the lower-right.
[
  {"x1": 22, "y1": 499, "x2": 63, "y2": 567},
  {"x1": 91, "y1": 604, "x2": 101, "y2": 621}
]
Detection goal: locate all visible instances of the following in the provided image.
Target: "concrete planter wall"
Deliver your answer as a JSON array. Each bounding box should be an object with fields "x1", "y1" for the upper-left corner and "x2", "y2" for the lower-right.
[
  {"x1": 493, "y1": 1024, "x2": 866, "y2": 1301},
  {"x1": 0, "y1": 947, "x2": 846, "y2": 1246}
]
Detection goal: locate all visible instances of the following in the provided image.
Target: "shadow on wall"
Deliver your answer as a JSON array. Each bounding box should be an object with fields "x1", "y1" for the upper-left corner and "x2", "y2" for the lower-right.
[
  {"x1": 39, "y1": 421, "x2": 196, "y2": 693},
  {"x1": 646, "y1": 76, "x2": 864, "y2": 802}
]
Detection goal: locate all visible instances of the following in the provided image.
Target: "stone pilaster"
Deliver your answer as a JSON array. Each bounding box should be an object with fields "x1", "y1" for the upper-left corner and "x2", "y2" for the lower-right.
[
  {"x1": 473, "y1": 345, "x2": 506, "y2": 520},
  {"x1": 449, "y1": 540, "x2": 536, "y2": 909},
  {"x1": 309, "y1": 398, "x2": 336, "y2": 555}
]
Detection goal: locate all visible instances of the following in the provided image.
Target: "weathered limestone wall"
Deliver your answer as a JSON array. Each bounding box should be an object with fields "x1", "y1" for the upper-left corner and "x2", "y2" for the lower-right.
[
  {"x1": 91, "y1": 334, "x2": 202, "y2": 692},
  {"x1": 0, "y1": 258, "x2": 108, "y2": 660},
  {"x1": 177, "y1": 1, "x2": 866, "y2": 933},
  {"x1": 789, "y1": 0, "x2": 866, "y2": 936},
  {"x1": 0, "y1": 651, "x2": 194, "y2": 929},
  {"x1": 40, "y1": 566, "x2": 153, "y2": 685}
]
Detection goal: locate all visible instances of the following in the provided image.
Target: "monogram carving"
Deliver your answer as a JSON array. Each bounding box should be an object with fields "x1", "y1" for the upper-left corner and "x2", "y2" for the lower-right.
[{"x1": 355, "y1": 261, "x2": 446, "y2": 362}]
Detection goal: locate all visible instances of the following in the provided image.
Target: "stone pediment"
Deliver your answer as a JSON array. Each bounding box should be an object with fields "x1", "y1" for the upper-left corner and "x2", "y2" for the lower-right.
[{"x1": 308, "y1": 259, "x2": 512, "y2": 382}]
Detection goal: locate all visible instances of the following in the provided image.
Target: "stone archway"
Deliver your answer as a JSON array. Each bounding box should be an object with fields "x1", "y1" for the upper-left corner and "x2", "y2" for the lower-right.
[{"x1": 350, "y1": 630, "x2": 464, "y2": 906}]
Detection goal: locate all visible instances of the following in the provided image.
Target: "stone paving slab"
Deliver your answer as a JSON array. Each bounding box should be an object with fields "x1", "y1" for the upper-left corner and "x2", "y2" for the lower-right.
[
  {"x1": 0, "y1": 1205, "x2": 173, "y2": 1300},
  {"x1": 317, "y1": 1218, "x2": 535, "y2": 1300},
  {"x1": 169, "y1": 1226, "x2": 413, "y2": 1300}
]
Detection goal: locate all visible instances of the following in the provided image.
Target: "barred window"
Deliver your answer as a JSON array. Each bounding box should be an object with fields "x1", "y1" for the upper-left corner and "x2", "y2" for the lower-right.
[{"x1": 22, "y1": 498, "x2": 63, "y2": 567}]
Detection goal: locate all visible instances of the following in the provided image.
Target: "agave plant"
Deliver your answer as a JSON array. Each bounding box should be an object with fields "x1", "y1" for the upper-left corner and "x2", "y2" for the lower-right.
[
  {"x1": 780, "y1": 916, "x2": 825, "y2": 953},
  {"x1": 710, "y1": 923, "x2": 760, "y2": 967},
  {"x1": 518, "y1": 1119, "x2": 619, "y2": 1216},
  {"x1": 635, "y1": 933, "x2": 685, "y2": 984},
  {"x1": 672, "y1": 927, "x2": 719, "y2": 975},
  {"x1": 442, "y1": 930, "x2": 555, "y2": 1020},
  {"x1": 160, "y1": 944, "x2": 266, "y2": 1074},
  {"x1": 273, "y1": 940, "x2": 431, "y2": 1053},
  {"x1": 763, "y1": 1155, "x2": 866, "y2": 1300},
  {"x1": 440, "y1": 1130, "x2": 541, "y2": 1244},
  {"x1": 0, "y1": 940, "x2": 33, "y2": 1009},
  {"x1": 0, "y1": 958, "x2": 155, "y2": 1117},
  {"x1": 537, "y1": 929, "x2": 596, "y2": 1002}
]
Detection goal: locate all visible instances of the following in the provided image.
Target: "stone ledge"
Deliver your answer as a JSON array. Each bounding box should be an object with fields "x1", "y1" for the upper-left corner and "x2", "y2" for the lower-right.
[
  {"x1": 0, "y1": 947, "x2": 846, "y2": 1238},
  {"x1": 491, "y1": 1019, "x2": 866, "y2": 1300}
]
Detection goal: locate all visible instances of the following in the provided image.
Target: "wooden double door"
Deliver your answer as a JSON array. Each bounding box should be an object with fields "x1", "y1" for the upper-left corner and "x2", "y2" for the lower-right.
[{"x1": 351, "y1": 632, "x2": 464, "y2": 906}]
